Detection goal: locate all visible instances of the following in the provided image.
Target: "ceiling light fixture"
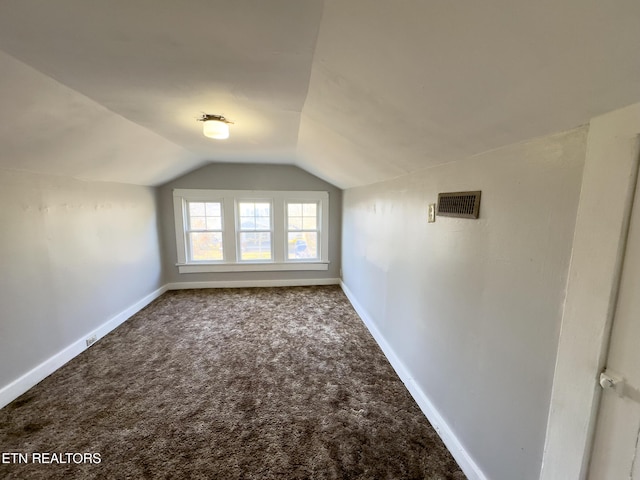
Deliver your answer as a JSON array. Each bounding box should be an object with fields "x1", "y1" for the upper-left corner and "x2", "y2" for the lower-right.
[{"x1": 198, "y1": 114, "x2": 233, "y2": 140}]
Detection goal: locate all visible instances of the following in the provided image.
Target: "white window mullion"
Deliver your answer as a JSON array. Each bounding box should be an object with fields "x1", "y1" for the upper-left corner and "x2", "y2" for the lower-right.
[
  {"x1": 174, "y1": 196, "x2": 188, "y2": 265},
  {"x1": 234, "y1": 198, "x2": 242, "y2": 262},
  {"x1": 273, "y1": 197, "x2": 285, "y2": 263},
  {"x1": 320, "y1": 196, "x2": 329, "y2": 262},
  {"x1": 223, "y1": 196, "x2": 236, "y2": 262}
]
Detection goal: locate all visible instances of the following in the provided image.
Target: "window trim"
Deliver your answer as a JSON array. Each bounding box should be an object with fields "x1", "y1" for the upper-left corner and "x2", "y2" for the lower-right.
[
  {"x1": 173, "y1": 189, "x2": 329, "y2": 273},
  {"x1": 184, "y1": 199, "x2": 225, "y2": 263},
  {"x1": 236, "y1": 198, "x2": 274, "y2": 263},
  {"x1": 285, "y1": 200, "x2": 321, "y2": 262}
]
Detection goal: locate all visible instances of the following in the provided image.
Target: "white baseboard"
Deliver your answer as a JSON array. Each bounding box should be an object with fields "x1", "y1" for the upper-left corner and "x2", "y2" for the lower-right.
[
  {"x1": 166, "y1": 277, "x2": 341, "y2": 290},
  {"x1": 0, "y1": 285, "x2": 168, "y2": 410},
  {"x1": 340, "y1": 281, "x2": 488, "y2": 480}
]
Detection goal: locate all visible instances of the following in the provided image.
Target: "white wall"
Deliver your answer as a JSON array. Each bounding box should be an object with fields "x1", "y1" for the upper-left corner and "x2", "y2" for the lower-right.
[
  {"x1": 0, "y1": 169, "x2": 164, "y2": 397},
  {"x1": 341, "y1": 126, "x2": 587, "y2": 480},
  {"x1": 541, "y1": 102, "x2": 640, "y2": 479},
  {"x1": 158, "y1": 163, "x2": 342, "y2": 286}
]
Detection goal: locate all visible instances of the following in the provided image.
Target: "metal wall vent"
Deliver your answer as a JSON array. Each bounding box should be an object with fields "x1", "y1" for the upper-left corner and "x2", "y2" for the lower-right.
[{"x1": 437, "y1": 191, "x2": 481, "y2": 219}]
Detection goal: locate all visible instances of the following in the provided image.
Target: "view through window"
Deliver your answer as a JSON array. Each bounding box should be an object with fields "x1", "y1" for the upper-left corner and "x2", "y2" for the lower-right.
[
  {"x1": 187, "y1": 201, "x2": 223, "y2": 261},
  {"x1": 238, "y1": 201, "x2": 272, "y2": 261},
  {"x1": 287, "y1": 202, "x2": 319, "y2": 260}
]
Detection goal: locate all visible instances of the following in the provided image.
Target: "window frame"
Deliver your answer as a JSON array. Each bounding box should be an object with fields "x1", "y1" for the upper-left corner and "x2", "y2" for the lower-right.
[
  {"x1": 184, "y1": 199, "x2": 225, "y2": 263},
  {"x1": 285, "y1": 200, "x2": 321, "y2": 262},
  {"x1": 173, "y1": 189, "x2": 329, "y2": 273},
  {"x1": 236, "y1": 198, "x2": 274, "y2": 263}
]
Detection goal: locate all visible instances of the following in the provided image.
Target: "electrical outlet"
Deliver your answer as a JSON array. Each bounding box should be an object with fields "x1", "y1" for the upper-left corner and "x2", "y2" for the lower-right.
[{"x1": 86, "y1": 335, "x2": 97, "y2": 347}]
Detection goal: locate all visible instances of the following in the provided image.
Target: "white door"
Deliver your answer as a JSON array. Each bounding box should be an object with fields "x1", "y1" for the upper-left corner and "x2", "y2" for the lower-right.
[{"x1": 588, "y1": 168, "x2": 640, "y2": 479}]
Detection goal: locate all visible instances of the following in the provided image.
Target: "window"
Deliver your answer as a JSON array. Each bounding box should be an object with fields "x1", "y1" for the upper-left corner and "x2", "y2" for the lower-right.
[
  {"x1": 287, "y1": 202, "x2": 319, "y2": 260},
  {"x1": 237, "y1": 201, "x2": 272, "y2": 261},
  {"x1": 186, "y1": 201, "x2": 223, "y2": 261},
  {"x1": 173, "y1": 189, "x2": 329, "y2": 273}
]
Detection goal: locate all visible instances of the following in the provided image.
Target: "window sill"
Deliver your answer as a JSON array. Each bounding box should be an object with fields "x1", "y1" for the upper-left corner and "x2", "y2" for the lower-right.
[{"x1": 176, "y1": 262, "x2": 330, "y2": 274}]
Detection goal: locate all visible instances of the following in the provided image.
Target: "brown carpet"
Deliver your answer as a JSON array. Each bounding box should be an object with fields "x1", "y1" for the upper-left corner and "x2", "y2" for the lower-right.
[{"x1": 0, "y1": 286, "x2": 465, "y2": 479}]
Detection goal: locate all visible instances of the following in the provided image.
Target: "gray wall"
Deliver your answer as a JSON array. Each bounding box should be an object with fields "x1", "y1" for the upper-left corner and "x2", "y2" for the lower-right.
[
  {"x1": 341, "y1": 126, "x2": 587, "y2": 480},
  {"x1": 0, "y1": 169, "x2": 164, "y2": 390},
  {"x1": 159, "y1": 163, "x2": 342, "y2": 284}
]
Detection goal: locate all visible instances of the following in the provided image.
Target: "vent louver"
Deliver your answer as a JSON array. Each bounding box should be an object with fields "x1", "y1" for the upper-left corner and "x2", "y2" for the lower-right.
[{"x1": 437, "y1": 191, "x2": 481, "y2": 219}]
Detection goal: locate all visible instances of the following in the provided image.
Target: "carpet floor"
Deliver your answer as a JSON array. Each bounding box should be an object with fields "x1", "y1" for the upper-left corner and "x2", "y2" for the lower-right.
[{"x1": 0, "y1": 286, "x2": 465, "y2": 479}]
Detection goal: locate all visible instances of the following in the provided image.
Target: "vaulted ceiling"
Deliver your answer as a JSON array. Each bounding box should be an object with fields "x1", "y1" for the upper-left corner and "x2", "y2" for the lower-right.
[{"x1": 0, "y1": 0, "x2": 638, "y2": 188}]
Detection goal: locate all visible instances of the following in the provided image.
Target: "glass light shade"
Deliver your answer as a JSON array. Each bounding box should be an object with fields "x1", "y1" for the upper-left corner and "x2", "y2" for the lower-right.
[{"x1": 202, "y1": 119, "x2": 229, "y2": 139}]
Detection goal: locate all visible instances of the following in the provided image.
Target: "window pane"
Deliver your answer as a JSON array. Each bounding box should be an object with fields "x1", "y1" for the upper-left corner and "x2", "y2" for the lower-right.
[
  {"x1": 302, "y1": 217, "x2": 317, "y2": 230},
  {"x1": 255, "y1": 203, "x2": 270, "y2": 216},
  {"x1": 189, "y1": 232, "x2": 223, "y2": 261},
  {"x1": 239, "y1": 203, "x2": 255, "y2": 216},
  {"x1": 205, "y1": 202, "x2": 221, "y2": 216},
  {"x1": 189, "y1": 202, "x2": 205, "y2": 216},
  {"x1": 206, "y1": 217, "x2": 222, "y2": 230},
  {"x1": 288, "y1": 232, "x2": 318, "y2": 260},
  {"x1": 288, "y1": 203, "x2": 302, "y2": 216},
  {"x1": 240, "y1": 216, "x2": 255, "y2": 230},
  {"x1": 190, "y1": 216, "x2": 206, "y2": 230},
  {"x1": 288, "y1": 217, "x2": 303, "y2": 230},
  {"x1": 287, "y1": 202, "x2": 318, "y2": 233},
  {"x1": 189, "y1": 201, "x2": 222, "y2": 232},
  {"x1": 255, "y1": 217, "x2": 270, "y2": 229},
  {"x1": 303, "y1": 203, "x2": 317, "y2": 216},
  {"x1": 239, "y1": 232, "x2": 272, "y2": 260}
]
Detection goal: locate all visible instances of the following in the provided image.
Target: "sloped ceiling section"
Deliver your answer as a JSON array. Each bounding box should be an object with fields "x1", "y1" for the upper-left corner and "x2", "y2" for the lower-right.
[
  {"x1": 297, "y1": 0, "x2": 640, "y2": 187},
  {"x1": 0, "y1": 0, "x2": 639, "y2": 188},
  {"x1": 0, "y1": 51, "x2": 201, "y2": 185},
  {"x1": 0, "y1": 0, "x2": 323, "y2": 186}
]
